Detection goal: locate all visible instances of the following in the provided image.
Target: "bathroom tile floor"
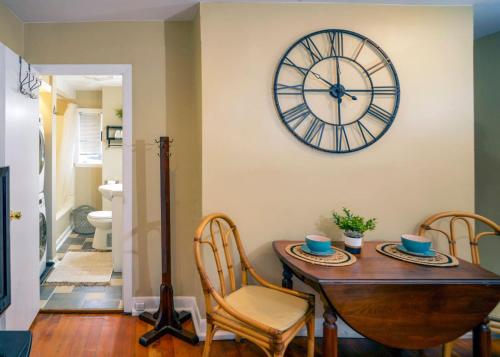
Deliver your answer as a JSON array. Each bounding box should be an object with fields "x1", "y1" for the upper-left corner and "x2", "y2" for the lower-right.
[{"x1": 40, "y1": 231, "x2": 123, "y2": 311}]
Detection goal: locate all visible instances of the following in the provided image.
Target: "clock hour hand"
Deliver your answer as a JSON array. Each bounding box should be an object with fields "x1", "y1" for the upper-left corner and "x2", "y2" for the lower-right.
[
  {"x1": 344, "y1": 89, "x2": 371, "y2": 93},
  {"x1": 344, "y1": 92, "x2": 357, "y2": 100}
]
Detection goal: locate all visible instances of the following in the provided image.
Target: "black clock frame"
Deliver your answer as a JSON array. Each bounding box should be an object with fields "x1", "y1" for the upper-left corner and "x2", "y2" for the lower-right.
[{"x1": 273, "y1": 29, "x2": 401, "y2": 153}]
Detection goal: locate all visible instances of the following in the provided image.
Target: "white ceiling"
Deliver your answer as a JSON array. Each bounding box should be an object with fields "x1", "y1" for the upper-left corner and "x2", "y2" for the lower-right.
[
  {"x1": 2, "y1": 0, "x2": 500, "y2": 38},
  {"x1": 57, "y1": 75, "x2": 122, "y2": 92}
]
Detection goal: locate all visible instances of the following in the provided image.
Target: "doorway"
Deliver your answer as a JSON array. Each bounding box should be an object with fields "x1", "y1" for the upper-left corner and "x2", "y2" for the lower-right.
[{"x1": 35, "y1": 65, "x2": 132, "y2": 313}]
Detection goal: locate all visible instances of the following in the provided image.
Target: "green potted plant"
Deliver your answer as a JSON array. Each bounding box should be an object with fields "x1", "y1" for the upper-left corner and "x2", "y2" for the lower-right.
[
  {"x1": 332, "y1": 207, "x2": 376, "y2": 254},
  {"x1": 115, "y1": 108, "x2": 123, "y2": 120}
]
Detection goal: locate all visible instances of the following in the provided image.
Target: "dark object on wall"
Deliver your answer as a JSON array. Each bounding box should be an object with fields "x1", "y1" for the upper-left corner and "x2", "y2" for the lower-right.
[
  {"x1": 0, "y1": 331, "x2": 32, "y2": 357},
  {"x1": 0, "y1": 167, "x2": 11, "y2": 315},
  {"x1": 139, "y1": 137, "x2": 199, "y2": 346},
  {"x1": 106, "y1": 126, "x2": 123, "y2": 147},
  {"x1": 71, "y1": 205, "x2": 96, "y2": 235},
  {"x1": 273, "y1": 29, "x2": 400, "y2": 153},
  {"x1": 18, "y1": 56, "x2": 41, "y2": 100}
]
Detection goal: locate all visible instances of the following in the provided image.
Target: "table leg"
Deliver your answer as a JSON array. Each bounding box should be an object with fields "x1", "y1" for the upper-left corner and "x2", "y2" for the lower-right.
[
  {"x1": 473, "y1": 319, "x2": 491, "y2": 357},
  {"x1": 322, "y1": 305, "x2": 338, "y2": 357},
  {"x1": 281, "y1": 263, "x2": 293, "y2": 289}
]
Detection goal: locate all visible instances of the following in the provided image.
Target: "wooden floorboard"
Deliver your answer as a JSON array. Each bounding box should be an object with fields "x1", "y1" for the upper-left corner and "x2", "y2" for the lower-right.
[{"x1": 30, "y1": 313, "x2": 500, "y2": 356}]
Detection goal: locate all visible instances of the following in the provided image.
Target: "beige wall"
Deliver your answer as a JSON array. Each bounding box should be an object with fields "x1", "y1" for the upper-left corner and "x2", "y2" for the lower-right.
[
  {"x1": 474, "y1": 31, "x2": 500, "y2": 274},
  {"x1": 76, "y1": 90, "x2": 102, "y2": 108},
  {"x1": 4, "y1": 4, "x2": 476, "y2": 311},
  {"x1": 165, "y1": 19, "x2": 202, "y2": 299},
  {"x1": 198, "y1": 3, "x2": 474, "y2": 313},
  {"x1": 0, "y1": 3, "x2": 24, "y2": 55},
  {"x1": 101, "y1": 86, "x2": 123, "y2": 211},
  {"x1": 75, "y1": 166, "x2": 102, "y2": 210},
  {"x1": 25, "y1": 22, "x2": 167, "y2": 296}
]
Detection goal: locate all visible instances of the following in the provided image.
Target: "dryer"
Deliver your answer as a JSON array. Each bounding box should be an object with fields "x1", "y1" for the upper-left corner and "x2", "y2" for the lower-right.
[
  {"x1": 39, "y1": 192, "x2": 47, "y2": 276},
  {"x1": 38, "y1": 117, "x2": 45, "y2": 193}
]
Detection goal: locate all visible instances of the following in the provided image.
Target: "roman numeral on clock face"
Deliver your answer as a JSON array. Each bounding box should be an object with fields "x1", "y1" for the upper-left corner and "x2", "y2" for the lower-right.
[
  {"x1": 330, "y1": 32, "x2": 344, "y2": 57},
  {"x1": 275, "y1": 83, "x2": 303, "y2": 95},
  {"x1": 367, "y1": 104, "x2": 393, "y2": 124},
  {"x1": 372, "y1": 86, "x2": 399, "y2": 95},
  {"x1": 352, "y1": 39, "x2": 367, "y2": 61},
  {"x1": 301, "y1": 37, "x2": 323, "y2": 64},
  {"x1": 283, "y1": 57, "x2": 308, "y2": 76},
  {"x1": 303, "y1": 117, "x2": 325, "y2": 145},
  {"x1": 357, "y1": 121, "x2": 376, "y2": 145},
  {"x1": 366, "y1": 60, "x2": 387, "y2": 75},
  {"x1": 282, "y1": 103, "x2": 310, "y2": 129},
  {"x1": 335, "y1": 125, "x2": 350, "y2": 152}
]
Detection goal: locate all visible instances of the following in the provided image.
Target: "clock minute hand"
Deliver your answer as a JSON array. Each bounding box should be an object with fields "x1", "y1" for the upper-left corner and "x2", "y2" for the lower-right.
[
  {"x1": 310, "y1": 71, "x2": 334, "y2": 87},
  {"x1": 303, "y1": 89, "x2": 330, "y2": 92},
  {"x1": 303, "y1": 88, "x2": 357, "y2": 101},
  {"x1": 335, "y1": 57, "x2": 341, "y2": 86}
]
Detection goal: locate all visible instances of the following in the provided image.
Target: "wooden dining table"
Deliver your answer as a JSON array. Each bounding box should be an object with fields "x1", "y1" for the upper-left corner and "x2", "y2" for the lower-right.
[{"x1": 273, "y1": 240, "x2": 500, "y2": 357}]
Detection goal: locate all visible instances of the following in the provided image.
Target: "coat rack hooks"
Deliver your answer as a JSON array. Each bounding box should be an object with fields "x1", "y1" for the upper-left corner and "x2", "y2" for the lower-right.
[
  {"x1": 154, "y1": 137, "x2": 173, "y2": 157},
  {"x1": 18, "y1": 57, "x2": 41, "y2": 99}
]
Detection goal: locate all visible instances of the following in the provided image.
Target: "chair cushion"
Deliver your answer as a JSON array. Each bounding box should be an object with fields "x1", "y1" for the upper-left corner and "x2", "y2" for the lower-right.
[
  {"x1": 489, "y1": 303, "x2": 500, "y2": 322},
  {"x1": 219, "y1": 285, "x2": 309, "y2": 332}
]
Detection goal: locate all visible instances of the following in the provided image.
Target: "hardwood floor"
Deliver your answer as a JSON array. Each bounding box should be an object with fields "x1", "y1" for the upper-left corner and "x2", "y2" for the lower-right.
[{"x1": 30, "y1": 313, "x2": 500, "y2": 356}]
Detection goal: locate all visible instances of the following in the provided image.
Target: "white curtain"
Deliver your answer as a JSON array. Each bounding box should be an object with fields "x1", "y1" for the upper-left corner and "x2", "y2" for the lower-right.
[{"x1": 56, "y1": 103, "x2": 77, "y2": 211}]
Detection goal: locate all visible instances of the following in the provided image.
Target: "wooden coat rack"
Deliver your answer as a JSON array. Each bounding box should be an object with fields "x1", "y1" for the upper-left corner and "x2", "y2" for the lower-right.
[{"x1": 139, "y1": 137, "x2": 199, "y2": 346}]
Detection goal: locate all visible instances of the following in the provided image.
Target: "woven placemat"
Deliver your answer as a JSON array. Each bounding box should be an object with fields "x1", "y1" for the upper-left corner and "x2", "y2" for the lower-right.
[
  {"x1": 285, "y1": 243, "x2": 357, "y2": 267},
  {"x1": 376, "y1": 243, "x2": 459, "y2": 267}
]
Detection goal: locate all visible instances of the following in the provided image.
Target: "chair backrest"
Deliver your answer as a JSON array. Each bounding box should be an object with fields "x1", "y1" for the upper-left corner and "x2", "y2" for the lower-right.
[
  {"x1": 418, "y1": 211, "x2": 500, "y2": 264},
  {"x1": 193, "y1": 213, "x2": 253, "y2": 313}
]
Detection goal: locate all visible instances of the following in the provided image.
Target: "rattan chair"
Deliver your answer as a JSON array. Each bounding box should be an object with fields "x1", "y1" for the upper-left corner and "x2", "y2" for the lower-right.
[
  {"x1": 193, "y1": 213, "x2": 315, "y2": 357},
  {"x1": 418, "y1": 211, "x2": 500, "y2": 357}
]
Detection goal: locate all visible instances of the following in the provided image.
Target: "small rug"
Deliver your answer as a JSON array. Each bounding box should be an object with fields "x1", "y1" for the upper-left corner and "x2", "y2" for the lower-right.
[
  {"x1": 285, "y1": 243, "x2": 357, "y2": 267},
  {"x1": 376, "y1": 243, "x2": 459, "y2": 267},
  {"x1": 46, "y1": 251, "x2": 113, "y2": 285}
]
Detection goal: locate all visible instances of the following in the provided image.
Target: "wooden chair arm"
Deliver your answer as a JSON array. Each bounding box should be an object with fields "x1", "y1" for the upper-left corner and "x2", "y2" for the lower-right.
[{"x1": 247, "y1": 267, "x2": 315, "y2": 304}]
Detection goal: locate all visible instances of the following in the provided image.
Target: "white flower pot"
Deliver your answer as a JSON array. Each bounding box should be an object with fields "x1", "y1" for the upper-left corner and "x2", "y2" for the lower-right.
[{"x1": 343, "y1": 231, "x2": 364, "y2": 254}]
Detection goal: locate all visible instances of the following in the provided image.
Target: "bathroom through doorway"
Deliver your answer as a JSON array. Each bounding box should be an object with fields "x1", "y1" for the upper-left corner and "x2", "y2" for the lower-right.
[{"x1": 35, "y1": 65, "x2": 132, "y2": 313}]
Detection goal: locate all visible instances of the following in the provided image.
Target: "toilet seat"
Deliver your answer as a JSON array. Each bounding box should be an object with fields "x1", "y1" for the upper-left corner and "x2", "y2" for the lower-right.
[{"x1": 88, "y1": 211, "x2": 112, "y2": 221}]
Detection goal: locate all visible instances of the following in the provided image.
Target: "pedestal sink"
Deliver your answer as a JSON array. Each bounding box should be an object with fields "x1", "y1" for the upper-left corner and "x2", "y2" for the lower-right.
[
  {"x1": 98, "y1": 183, "x2": 123, "y2": 272},
  {"x1": 98, "y1": 183, "x2": 123, "y2": 200}
]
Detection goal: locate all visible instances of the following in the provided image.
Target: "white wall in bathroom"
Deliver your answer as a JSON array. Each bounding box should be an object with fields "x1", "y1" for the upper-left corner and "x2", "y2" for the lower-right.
[{"x1": 102, "y1": 86, "x2": 122, "y2": 211}]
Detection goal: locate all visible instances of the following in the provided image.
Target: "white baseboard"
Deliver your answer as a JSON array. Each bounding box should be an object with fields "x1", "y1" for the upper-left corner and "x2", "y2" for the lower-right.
[
  {"x1": 132, "y1": 295, "x2": 476, "y2": 341},
  {"x1": 55, "y1": 225, "x2": 74, "y2": 252},
  {"x1": 132, "y1": 295, "x2": 362, "y2": 341}
]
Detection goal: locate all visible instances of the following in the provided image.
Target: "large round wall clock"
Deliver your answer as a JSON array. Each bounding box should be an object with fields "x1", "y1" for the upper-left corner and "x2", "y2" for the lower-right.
[{"x1": 273, "y1": 29, "x2": 400, "y2": 153}]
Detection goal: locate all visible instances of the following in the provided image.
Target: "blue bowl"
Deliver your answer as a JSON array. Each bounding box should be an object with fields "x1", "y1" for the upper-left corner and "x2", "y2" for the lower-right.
[
  {"x1": 305, "y1": 235, "x2": 331, "y2": 253},
  {"x1": 401, "y1": 234, "x2": 432, "y2": 253}
]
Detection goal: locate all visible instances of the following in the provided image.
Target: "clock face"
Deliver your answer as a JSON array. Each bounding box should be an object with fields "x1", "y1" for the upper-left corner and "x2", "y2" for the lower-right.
[{"x1": 273, "y1": 29, "x2": 400, "y2": 153}]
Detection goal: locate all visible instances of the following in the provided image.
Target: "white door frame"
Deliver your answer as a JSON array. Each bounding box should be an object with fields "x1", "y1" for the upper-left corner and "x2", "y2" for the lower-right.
[{"x1": 34, "y1": 64, "x2": 133, "y2": 313}]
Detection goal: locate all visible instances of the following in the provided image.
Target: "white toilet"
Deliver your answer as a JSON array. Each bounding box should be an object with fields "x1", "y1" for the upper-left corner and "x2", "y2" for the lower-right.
[{"x1": 87, "y1": 211, "x2": 112, "y2": 250}]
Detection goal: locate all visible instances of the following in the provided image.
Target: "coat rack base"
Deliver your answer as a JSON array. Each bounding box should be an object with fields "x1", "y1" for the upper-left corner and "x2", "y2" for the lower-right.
[{"x1": 139, "y1": 310, "x2": 199, "y2": 346}]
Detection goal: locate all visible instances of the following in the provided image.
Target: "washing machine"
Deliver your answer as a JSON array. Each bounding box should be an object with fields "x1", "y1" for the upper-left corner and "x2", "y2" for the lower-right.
[
  {"x1": 38, "y1": 117, "x2": 45, "y2": 193},
  {"x1": 39, "y1": 192, "x2": 48, "y2": 276}
]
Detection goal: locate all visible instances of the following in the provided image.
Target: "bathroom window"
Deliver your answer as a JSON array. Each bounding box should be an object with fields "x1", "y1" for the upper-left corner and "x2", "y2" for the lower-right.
[{"x1": 77, "y1": 109, "x2": 103, "y2": 166}]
